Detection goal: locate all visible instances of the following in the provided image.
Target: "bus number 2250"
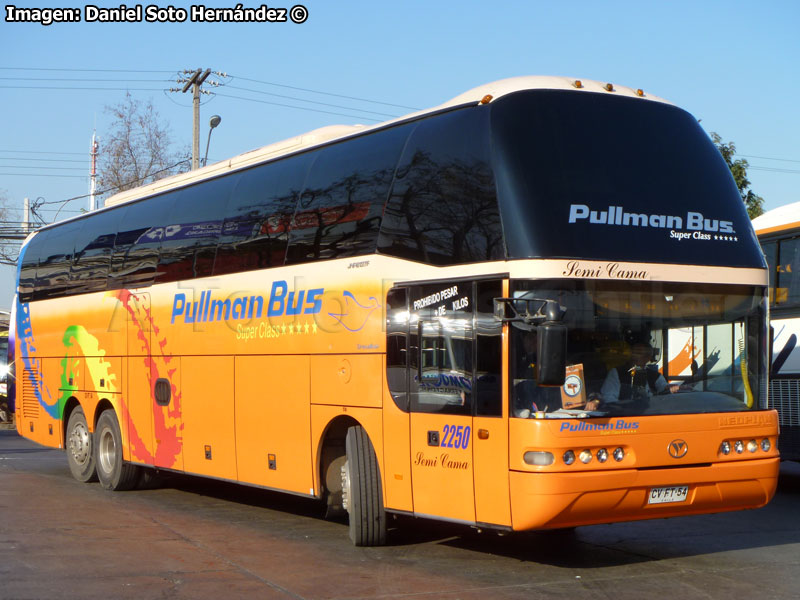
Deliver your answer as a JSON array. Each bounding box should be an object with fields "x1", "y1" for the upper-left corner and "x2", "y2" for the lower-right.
[{"x1": 441, "y1": 425, "x2": 471, "y2": 450}]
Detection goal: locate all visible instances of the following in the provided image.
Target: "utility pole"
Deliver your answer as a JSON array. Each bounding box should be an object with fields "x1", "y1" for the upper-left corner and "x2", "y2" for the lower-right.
[
  {"x1": 22, "y1": 198, "x2": 29, "y2": 233},
  {"x1": 180, "y1": 68, "x2": 211, "y2": 170},
  {"x1": 170, "y1": 68, "x2": 225, "y2": 170},
  {"x1": 88, "y1": 132, "x2": 99, "y2": 211}
]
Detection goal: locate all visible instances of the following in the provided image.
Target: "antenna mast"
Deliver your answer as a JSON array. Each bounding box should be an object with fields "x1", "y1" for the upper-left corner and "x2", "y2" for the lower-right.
[{"x1": 89, "y1": 132, "x2": 99, "y2": 212}]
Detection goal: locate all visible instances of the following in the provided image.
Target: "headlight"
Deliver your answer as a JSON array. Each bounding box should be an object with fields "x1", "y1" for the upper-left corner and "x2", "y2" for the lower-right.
[
  {"x1": 563, "y1": 450, "x2": 576, "y2": 465},
  {"x1": 579, "y1": 449, "x2": 593, "y2": 464},
  {"x1": 596, "y1": 448, "x2": 609, "y2": 463},
  {"x1": 524, "y1": 451, "x2": 554, "y2": 466}
]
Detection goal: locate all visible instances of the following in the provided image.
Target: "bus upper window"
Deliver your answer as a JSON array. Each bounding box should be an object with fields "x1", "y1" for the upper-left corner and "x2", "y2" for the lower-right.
[
  {"x1": 33, "y1": 221, "x2": 83, "y2": 300},
  {"x1": 19, "y1": 232, "x2": 46, "y2": 303},
  {"x1": 156, "y1": 176, "x2": 234, "y2": 284},
  {"x1": 69, "y1": 208, "x2": 122, "y2": 295},
  {"x1": 213, "y1": 153, "x2": 312, "y2": 276},
  {"x1": 109, "y1": 195, "x2": 175, "y2": 289},
  {"x1": 377, "y1": 108, "x2": 503, "y2": 265},
  {"x1": 286, "y1": 124, "x2": 410, "y2": 265}
]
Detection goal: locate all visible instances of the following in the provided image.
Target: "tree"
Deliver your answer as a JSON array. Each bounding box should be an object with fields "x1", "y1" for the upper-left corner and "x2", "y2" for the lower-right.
[
  {"x1": 711, "y1": 132, "x2": 764, "y2": 219},
  {"x1": 0, "y1": 189, "x2": 24, "y2": 267},
  {"x1": 98, "y1": 93, "x2": 190, "y2": 197}
]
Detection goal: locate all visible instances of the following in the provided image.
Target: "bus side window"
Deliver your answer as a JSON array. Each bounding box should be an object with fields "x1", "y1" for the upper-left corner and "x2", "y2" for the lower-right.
[
  {"x1": 69, "y1": 209, "x2": 121, "y2": 295},
  {"x1": 761, "y1": 240, "x2": 777, "y2": 306},
  {"x1": 20, "y1": 232, "x2": 47, "y2": 303},
  {"x1": 408, "y1": 283, "x2": 474, "y2": 416},
  {"x1": 213, "y1": 154, "x2": 311, "y2": 276},
  {"x1": 386, "y1": 287, "x2": 409, "y2": 412},
  {"x1": 777, "y1": 237, "x2": 800, "y2": 306},
  {"x1": 109, "y1": 194, "x2": 175, "y2": 290},
  {"x1": 156, "y1": 175, "x2": 234, "y2": 284},
  {"x1": 475, "y1": 280, "x2": 502, "y2": 417},
  {"x1": 285, "y1": 124, "x2": 410, "y2": 265},
  {"x1": 377, "y1": 108, "x2": 503, "y2": 266},
  {"x1": 34, "y1": 221, "x2": 82, "y2": 300}
]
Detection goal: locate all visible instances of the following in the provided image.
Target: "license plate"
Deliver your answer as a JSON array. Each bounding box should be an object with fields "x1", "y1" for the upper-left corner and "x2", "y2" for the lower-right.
[{"x1": 648, "y1": 485, "x2": 689, "y2": 504}]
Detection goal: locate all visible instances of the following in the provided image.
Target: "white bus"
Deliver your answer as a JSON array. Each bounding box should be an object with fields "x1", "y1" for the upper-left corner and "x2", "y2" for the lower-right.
[{"x1": 754, "y1": 202, "x2": 800, "y2": 459}]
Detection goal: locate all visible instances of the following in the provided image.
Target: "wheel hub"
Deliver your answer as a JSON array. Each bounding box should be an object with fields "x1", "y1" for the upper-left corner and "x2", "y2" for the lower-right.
[
  {"x1": 98, "y1": 428, "x2": 116, "y2": 474},
  {"x1": 68, "y1": 422, "x2": 90, "y2": 464}
]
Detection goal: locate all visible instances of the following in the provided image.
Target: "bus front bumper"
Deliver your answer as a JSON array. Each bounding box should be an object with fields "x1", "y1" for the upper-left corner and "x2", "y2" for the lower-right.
[{"x1": 509, "y1": 457, "x2": 779, "y2": 531}]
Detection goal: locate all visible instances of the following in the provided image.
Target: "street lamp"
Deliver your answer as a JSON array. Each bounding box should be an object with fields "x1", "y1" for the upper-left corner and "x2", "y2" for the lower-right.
[{"x1": 203, "y1": 115, "x2": 222, "y2": 167}]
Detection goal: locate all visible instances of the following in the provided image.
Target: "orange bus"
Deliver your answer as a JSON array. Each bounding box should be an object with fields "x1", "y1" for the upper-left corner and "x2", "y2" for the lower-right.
[{"x1": 11, "y1": 76, "x2": 779, "y2": 545}]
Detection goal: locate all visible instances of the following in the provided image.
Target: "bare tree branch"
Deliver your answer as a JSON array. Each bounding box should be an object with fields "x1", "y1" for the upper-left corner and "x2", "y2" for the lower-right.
[{"x1": 98, "y1": 93, "x2": 190, "y2": 197}]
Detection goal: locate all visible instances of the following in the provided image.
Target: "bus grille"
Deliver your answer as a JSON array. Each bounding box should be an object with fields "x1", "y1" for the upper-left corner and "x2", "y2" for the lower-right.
[
  {"x1": 769, "y1": 378, "x2": 800, "y2": 426},
  {"x1": 21, "y1": 367, "x2": 41, "y2": 420}
]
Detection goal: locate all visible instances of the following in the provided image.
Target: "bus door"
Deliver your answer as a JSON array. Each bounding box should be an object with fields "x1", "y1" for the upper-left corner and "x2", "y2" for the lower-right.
[
  {"x1": 407, "y1": 279, "x2": 508, "y2": 526},
  {"x1": 471, "y1": 279, "x2": 508, "y2": 527}
]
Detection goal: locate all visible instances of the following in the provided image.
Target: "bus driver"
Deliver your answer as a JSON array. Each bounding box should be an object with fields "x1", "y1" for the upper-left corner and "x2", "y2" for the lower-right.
[{"x1": 586, "y1": 342, "x2": 678, "y2": 410}]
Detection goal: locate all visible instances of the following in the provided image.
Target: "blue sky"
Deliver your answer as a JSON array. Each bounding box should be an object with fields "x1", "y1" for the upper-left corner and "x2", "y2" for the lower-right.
[{"x1": 1, "y1": 0, "x2": 798, "y2": 306}]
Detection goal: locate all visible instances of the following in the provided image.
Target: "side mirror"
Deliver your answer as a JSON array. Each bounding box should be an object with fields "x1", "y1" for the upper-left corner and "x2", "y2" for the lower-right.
[{"x1": 537, "y1": 321, "x2": 567, "y2": 386}]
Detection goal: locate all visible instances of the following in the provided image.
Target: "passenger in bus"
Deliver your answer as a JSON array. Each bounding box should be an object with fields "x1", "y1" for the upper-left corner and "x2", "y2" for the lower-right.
[{"x1": 585, "y1": 342, "x2": 674, "y2": 410}]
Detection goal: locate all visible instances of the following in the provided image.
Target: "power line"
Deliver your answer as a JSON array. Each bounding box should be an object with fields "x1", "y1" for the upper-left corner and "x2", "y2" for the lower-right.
[
  {"x1": 231, "y1": 74, "x2": 421, "y2": 111},
  {"x1": 750, "y1": 166, "x2": 800, "y2": 174},
  {"x1": 0, "y1": 157, "x2": 87, "y2": 163},
  {"x1": 2, "y1": 67, "x2": 420, "y2": 111},
  {"x1": 0, "y1": 149, "x2": 84, "y2": 156},
  {"x1": 0, "y1": 77, "x2": 172, "y2": 83},
  {"x1": 739, "y1": 154, "x2": 800, "y2": 164},
  {"x1": 0, "y1": 67, "x2": 175, "y2": 73},
  {"x1": 0, "y1": 85, "x2": 167, "y2": 92},
  {"x1": 0, "y1": 173, "x2": 87, "y2": 178},
  {"x1": 214, "y1": 92, "x2": 386, "y2": 122},
  {"x1": 225, "y1": 85, "x2": 401, "y2": 118},
  {"x1": 35, "y1": 158, "x2": 192, "y2": 206},
  {"x1": 0, "y1": 165, "x2": 84, "y2": 171}
]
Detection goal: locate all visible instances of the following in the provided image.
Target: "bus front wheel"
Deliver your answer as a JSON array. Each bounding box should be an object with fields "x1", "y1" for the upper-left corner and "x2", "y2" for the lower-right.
[
  {"x1": 95, "y1": 410, "x2": 140, "y2": 491},
  {"x1": 66, "y1": 406, "x2": 97, "y2": 483},
  {"x1": 343, "y1": 425, "x2": 386, "y2": 546}
]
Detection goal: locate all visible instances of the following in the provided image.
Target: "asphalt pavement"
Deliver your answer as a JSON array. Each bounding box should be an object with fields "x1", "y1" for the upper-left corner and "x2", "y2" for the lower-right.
[{"x1": 2, "y1": 425, "x2": 800, "y2": 600}]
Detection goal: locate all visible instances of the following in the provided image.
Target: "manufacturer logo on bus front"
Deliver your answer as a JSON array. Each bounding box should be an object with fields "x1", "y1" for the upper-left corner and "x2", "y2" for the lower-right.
[{"x1": 668, "y1": 439, "x2": 689, "y2": 459}]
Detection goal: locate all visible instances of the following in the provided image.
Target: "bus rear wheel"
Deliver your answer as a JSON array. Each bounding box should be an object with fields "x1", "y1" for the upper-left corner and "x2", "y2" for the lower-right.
[
  {"x1": 343, "y1": 426, "x2": 386, "y2": 546},
  {"x1": 95, "y1": 410, "x2": 140, "y2": 491},
  {"x1": 66, "y1": 406, "x2": 97, "y2": 483}
]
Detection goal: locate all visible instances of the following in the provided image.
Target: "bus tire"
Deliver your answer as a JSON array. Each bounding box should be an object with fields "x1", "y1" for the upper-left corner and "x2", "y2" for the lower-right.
[
  {"x1": 66, "y1": 406, "x2": 97, "y2": 483},
  {"x1": 344, "y1": 426, "x2": 386, "y2": 546},
  {"x1": 95, "y1": 409, "x2": 140, "y2": 491}
]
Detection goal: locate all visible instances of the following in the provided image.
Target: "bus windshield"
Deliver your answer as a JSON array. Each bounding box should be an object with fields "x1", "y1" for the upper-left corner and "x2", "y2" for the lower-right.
[{"x1": 511, "y1": 280, "x2": 767, "y2": 418}]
